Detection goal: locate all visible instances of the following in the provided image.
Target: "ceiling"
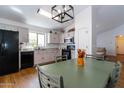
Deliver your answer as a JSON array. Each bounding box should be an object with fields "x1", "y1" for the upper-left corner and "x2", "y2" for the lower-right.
[
  {"x1": 0, "y1": 5, "x2": 88, "y2": 30},
  {"x1": 93, "y1": 5, "x2": 124, "y2": 33},
  {"x1": 0, "y1": 5, "x2": 123, "y2": 32}
]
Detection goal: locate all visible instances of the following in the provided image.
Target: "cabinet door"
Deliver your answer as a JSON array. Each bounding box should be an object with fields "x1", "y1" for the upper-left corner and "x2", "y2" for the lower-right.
[
  {"x1": 55, "y1": 34, "x2": 60, "y2": 43},
  {"x1": 34, "y1": 50, "x2": 46, "y2": 64},
  {"x1": 19, "y1": 28, "x2": 29, "y2": 43},
  {"x1": 46, "y1": 52, "x2": 55, "y2": 62},
  {"x1": 60, "y1": 33, "x2": 64, "y2": 43},
  {"x1": 34, "y1": 51, "x2": 40, "y2": 64},
  {"x1": 48, "y1": 33, "x2": 60, "y2": 43},
  {"x1": 48, "y1": 33, "x2": 54, "y2": 43},
  {"x1": 52, "y1": 33, "x2": 57, "y2": 43}
]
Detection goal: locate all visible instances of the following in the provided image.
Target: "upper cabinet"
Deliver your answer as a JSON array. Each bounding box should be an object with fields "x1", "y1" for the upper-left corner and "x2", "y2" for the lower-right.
[
  {"x1": 19, "y1": 27, "x2": 29, "y2": 43},
  {"x1": 0, "y1": 23, "x2": 18, "y2": 31},
  {"x1": 0, "y1": 23, "x2": 29, "y2": 43},
  {"x1": 59, "y1": 33, "x2": 65, "y2": 43},
  {"x1": 47, "y1": 31, "x2": 60, "y2": 43},
  {"x1": 47, "y1": 29, "x2": 75, "y2": 44}
]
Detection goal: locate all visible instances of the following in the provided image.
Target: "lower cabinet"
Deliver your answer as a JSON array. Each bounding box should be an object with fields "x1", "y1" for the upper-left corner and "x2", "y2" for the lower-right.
[{"x1": 34, "y1": 49, "x2": 61, "y2": 65}]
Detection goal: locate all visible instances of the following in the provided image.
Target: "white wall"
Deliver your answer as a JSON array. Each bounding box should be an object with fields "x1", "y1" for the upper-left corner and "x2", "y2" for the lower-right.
[{"x1": 97, "y1": 24, "x2": 124, "y2": 56}]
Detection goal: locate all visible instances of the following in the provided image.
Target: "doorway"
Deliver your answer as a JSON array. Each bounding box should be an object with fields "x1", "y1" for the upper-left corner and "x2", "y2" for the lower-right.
[
  {"x1": 116, "y1": 35, "x2": 124, "y2": 54},
  {"x1": 116, "y1": 35, "x2": 124, "y2": 62}
]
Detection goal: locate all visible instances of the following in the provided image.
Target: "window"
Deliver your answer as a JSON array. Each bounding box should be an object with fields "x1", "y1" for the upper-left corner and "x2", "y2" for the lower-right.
[
  {"x1": 38, "y1": 34, "x2": 45, "y2": 47},
  {"x1": 29, "y1": 32, "x2": 45, "y2": 48}
]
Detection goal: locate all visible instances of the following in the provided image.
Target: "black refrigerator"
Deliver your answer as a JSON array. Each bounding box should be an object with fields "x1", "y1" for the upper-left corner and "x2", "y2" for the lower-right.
[{"x1": 0, "y1": 29, "x2": 19, "y2": 76}]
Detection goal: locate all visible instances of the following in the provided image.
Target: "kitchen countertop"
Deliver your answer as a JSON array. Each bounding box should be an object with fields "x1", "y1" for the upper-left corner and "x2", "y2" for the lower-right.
[
  {"x1": 20, "y1": 47, "x2": 61, "y2": 52},
  {"x1": 20, "y1": 49, "x2": 34, "y2": 52}
]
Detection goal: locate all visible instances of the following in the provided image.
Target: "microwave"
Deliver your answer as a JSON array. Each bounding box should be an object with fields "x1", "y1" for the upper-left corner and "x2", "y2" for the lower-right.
[{"x1": 64, "y1": 37, "x2": 74, "y2": 44}]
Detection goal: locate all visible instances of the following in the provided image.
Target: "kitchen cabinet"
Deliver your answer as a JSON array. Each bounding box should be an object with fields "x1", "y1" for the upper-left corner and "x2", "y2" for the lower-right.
[
  {"x1": 19, "y1": 27, "x2": 29, "y2": 43},
  {"x1": 34, "y1": 50, "x2": 45, "y2": 64},
  {"x1": 0, "y1": 23, "x2": 29, "y2": 43},
  {"x1": 75, "y1": 6, "x2": 92, "y2": 54},
  {"x1": 75, "y1": 28, "x2": 91, "y2": 55},
  {"x1": 59, "y1": 33, "x2": 65, "y2": 43},
  {"x1": 34, "y1": 48, "x2": 61, "y2": 65},
  {"x1": 0, "y1": 23, "x2": 18, "y2": 31},
  {"x1": 48, "y1": 32, "x2": 60, "y2": 43}
]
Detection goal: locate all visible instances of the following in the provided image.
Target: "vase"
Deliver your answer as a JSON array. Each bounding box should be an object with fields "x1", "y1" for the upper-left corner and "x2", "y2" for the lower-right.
[{"x1": 77, "y1": 57, "x2": 84, "y2": 66}]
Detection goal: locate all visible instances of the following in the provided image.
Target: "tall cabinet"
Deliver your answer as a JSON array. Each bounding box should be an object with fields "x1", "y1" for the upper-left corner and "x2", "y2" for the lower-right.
[{"x1": 75, "y1": 6, "x2": 92, "y2": 55}]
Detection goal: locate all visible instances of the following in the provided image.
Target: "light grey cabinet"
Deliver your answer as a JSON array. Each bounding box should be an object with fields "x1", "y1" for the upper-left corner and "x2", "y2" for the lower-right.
[
  {"x1": 34, "y1": 49, "x2": 61, "y2": 65},
  {"x1": 0, "y1": 23, "x2": 18, "y2": 31},
  {"x1": 19, "y1": 27, "x2": 29, "y2": 43},
  {"x1": 59, "y1": 33, "x2": 65, "y2": 43},
  {"x1": 48, "y1": 32, "x2": 60, "y2": 43},
  {"x1": 0, "y1": 23, "x2": 29, "y2": 43}
]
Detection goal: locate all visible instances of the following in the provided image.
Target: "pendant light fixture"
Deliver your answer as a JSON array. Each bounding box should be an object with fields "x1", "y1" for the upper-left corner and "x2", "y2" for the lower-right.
[{"x1": 51, "y1": 5, "x2": 74, "y2": 23}]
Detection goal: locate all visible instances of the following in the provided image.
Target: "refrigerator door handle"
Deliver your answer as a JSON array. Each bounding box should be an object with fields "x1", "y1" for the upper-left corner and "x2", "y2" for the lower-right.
[
  {"x1": 1, "y1": 43, "x2": 6, "y2": 56},
  {"x1": 1, "y1": 43, "x2": 3, "y2": 56},
  {"x1": 0, "y1": 43, "x2": 1, "y2": 56}
]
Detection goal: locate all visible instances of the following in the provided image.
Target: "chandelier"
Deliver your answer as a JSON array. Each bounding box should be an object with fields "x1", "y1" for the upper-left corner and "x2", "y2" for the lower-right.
[{"x1": 51, "y1": 5, "x2": 74, "y2": 23}]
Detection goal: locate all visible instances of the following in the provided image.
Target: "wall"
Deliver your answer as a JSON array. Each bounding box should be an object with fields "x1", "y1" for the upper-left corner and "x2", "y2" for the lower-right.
[
  {"x1": 92, "y1": 6, "x2": 98, "y2": 54},
  {"x1": 97, "y1": 24, "x2": 124, "y2": 55}
]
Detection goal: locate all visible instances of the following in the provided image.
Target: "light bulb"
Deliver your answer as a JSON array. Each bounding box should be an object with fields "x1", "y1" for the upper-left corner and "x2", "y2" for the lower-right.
[{"x1": 58, "y1": 9, "x2": 61, "y2": 13}]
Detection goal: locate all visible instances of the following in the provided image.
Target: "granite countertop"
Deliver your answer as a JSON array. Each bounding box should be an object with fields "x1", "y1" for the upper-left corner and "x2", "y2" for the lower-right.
[
  {"x1": 20, "y1": 49, "x2": 34, "y2": 52},
  {"x1": 20, "y1": 47, "x2": 61, "y2": 52}
]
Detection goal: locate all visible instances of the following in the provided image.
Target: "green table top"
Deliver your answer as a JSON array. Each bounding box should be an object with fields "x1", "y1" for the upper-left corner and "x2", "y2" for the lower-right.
[{"x1": 39, "y1": 58, "x2": 115, "y2": 88}]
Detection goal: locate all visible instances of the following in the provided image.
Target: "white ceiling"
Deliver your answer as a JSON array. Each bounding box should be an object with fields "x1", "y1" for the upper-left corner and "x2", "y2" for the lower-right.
[
  {"x1": 0, "y1": 5, "x2": 123, "y2": 32},
  {"x1": 93, "y1": 5, "x2": 124, "y2": 33},
  {"x1": 0, "y1": 5, "x2": 88, "y2": 30}
]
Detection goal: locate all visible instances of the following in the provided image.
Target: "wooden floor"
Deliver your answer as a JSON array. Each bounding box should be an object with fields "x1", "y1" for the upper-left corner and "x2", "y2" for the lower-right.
[
  {"x1": 0, "y1": 67, "x2": 40, "y2": 88},
  {"x1": 116, "y1": 54, "x2": 124, "y2": 62},
  {"x1": 115, "y1": 54, "x2": 124, "y2": 88},
  {"x1": 0, "y1": 55, "x2": 124, "y2": 88}
]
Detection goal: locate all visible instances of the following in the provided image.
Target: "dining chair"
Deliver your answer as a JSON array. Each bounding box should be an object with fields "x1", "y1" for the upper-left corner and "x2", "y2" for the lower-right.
[
  {"x1": 95, "y1": 47, "x2": 106, "y2": 60},
  {"x1": 86, "y1": 54, "x2": 96, "y2": 58},
  {"x1": 106, "y1": 61, "x2": 121, "y2": 88},
  {"x1": 55, "y1": 55, "x2": 67, "y2": 62},
  {"x1": 86, "y1": 54, "x2": 104, "y2": 60},
  {"x1": 36, "y1": 65, "x2": 64, "y2": 88}
]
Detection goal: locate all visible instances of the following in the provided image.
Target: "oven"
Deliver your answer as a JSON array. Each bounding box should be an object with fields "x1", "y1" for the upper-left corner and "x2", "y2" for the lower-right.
[
  {"x1": 67, "y1": 45, "x2": 75, "y2": 59},
  {"x1": 62, "y1": 49, "x2": 71, "y2": 60}
]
